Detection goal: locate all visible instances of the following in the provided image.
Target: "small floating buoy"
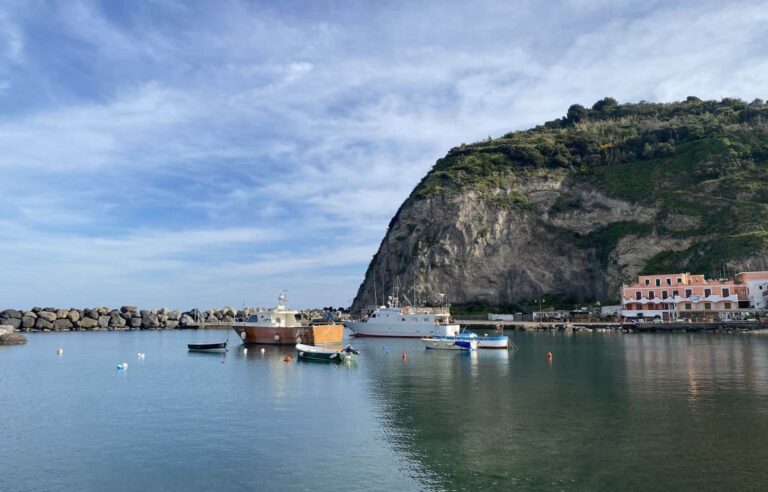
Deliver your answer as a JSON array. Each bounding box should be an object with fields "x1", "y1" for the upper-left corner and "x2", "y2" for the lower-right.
[
  {"x1": 116, "y1": 362, "x2": 128, "y2": 371},
  {"x1": 243, "y1": 348, "x2": 248, "y2": 355},
  {"x1": 56, "y1": 348, "x2": 64, "y2": 355},
  {"x1": 546, "y1": 351, "x2": 553, "y2": 360},
  {"x1": 284, "y1": 355, "x2": 291, "y2": 362},
  {"x1": 137, "y1": 352, "x2": 145, "y2": 359},
  {"x1": 402, "y1": 352, "x2": 407, "y2": 360},
  {"x1": 260, "y1": 348, "x2": 265, "y2": 354}
]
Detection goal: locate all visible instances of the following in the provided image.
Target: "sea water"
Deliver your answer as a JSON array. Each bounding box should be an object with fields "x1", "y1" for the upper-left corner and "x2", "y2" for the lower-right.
[{"x1": 2, "y1": 330, "x2": 768, "y2": 491}]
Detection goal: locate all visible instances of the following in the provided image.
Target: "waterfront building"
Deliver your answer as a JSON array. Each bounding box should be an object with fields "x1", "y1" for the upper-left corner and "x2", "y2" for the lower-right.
[{"x1": 620, "y1": 271, "x2": 768, "y2": 320}]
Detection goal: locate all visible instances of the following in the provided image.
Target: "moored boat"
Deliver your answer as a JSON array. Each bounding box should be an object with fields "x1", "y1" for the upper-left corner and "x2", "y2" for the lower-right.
[
  {"x1": 345, "y1": 296, "x2": 460, "y2": 338},
  {"x1": 421, "y1": 337, "x2": 478, "y2": 350},
  {"x1": 232, "y1": 291, "x2": 344, "y2": 345},
  {"x1": 295, "y1": 343, "x2": 359, "y2": 362},
  {"x1": 187, "y1": 342, "x2": 227, "y2": 352}
]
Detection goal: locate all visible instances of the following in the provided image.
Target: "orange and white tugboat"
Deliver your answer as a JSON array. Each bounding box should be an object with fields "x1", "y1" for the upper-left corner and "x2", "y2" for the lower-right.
[{"x1": 232, "y1": 291, "x2": 344, "y2": 345}]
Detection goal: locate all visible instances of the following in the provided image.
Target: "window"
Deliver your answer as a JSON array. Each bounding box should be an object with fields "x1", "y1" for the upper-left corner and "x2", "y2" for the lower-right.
[
  {"x1": 704, "y1": 303, "x2": 711, "y2": 310},
  {"x1": 649, "y1": 291, "x2": 655, "y2": 299},
  {"x1": 685, "y1": 289, "x2": 692, "y2": 297},
  {"x1": 685, "y1": 303, "x2": 692, "y2": 310},
  {"x1": 666, "y1": 278, "x2": 671, "y2": 285},
  {"x1": 645, "y1": 279, "x2": 650, "y2": 286},
  {"x1": 704, "y1": 288, "x2": 711, "y2": 297},
  {"x1": 655, "y1": 278, "x2": 661, "y2": 287},
  {"x1": 662, "y1": 291, "x2": 668, "y2": 299},
  {"x1": 673, "y1": 290, "x2": 679, "y2": 297},
  {"x1": 722, "y1": 288, "x2": 730, "y2": 297},
  {"x1": 677, "y1": 277, "x2": 682, "y2": 284},
  {"x1": 724, "y1": 302, "x2": 732, "y2": 309},
  {"x1": 635, "y1": 292, "x2": 641, "y2": 300}
]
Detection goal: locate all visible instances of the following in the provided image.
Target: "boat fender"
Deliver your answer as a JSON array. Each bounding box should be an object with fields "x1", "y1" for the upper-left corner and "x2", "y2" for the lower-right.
[
  {"x1": 243, "y1": 348, "x2": 248, "y2": 355},
  {"x1": 547, "y1": 351, "x2": 553, "y2": 360},
  {"x1": 240, "y1": 332, "x2": 246, "y2": 340},
  {"x1": 402, "y1": 352, "x2": 407, "y2": 360},
  {"x1": 296, "y1": 337, "x2": 301, "y2": 344},
  {"x1": 260, "y1": 348, "x2": 265, "y2": 354},
  {"x1": 284, "y1": 355, "x2": 291, "y2": 362},
  {"x1": 274, "y1": 335, "x2": 280, "y2": 341}
]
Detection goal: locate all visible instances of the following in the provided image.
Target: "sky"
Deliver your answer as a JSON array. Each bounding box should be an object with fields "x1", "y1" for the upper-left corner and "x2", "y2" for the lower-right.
[{"x1": 1, "y1": 0, "x2": 767, "y2": 310}]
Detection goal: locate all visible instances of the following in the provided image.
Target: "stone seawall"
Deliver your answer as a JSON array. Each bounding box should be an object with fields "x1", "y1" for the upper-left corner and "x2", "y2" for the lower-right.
[{"x1": 0, "y1": 306, "x2": 246, "y2": 332}]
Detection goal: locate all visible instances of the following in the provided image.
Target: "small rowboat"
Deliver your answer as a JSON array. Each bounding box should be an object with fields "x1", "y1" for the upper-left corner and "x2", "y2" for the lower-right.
[
  {"x1": 187, "y1": 342, "x2": 227, "y2": 352},
  {"x1": 296, "y1": 343, "x2": 358, "y2": 362},
  {"x1": 421, "y1": 337, "x2": 478, "y2": 350}
]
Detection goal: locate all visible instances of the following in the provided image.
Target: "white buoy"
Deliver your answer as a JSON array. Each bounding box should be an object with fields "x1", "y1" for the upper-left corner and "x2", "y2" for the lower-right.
[
  {"x1": 116, "y1": 362, "x2": 128, "y2": 371},
  {"x1": 243, "y1": 348, "x2": 248, "y2": 355},
  {"x1": 56, "y1": 348, "x2": 64, "y2": 355},
  {"x1": 137, "y1": 352, "x2": 145, "y2": 359},
  {"x1": 273, "y1": 334, "x2": 280, "y2": 341},
  {"x1": 260, "y1": 347, "x2": 265, "y2": 354}
]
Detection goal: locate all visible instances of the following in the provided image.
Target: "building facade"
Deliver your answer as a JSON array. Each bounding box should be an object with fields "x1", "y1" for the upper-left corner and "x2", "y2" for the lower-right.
[{"x1": 620, "y1": 271, "x2": 768, "y2": 320}]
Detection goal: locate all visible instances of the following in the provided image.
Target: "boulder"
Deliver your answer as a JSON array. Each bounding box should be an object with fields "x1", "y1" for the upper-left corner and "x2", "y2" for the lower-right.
[
  {"x1": 141, "y1": 312, "x2": 160, "y2": 329},
  {"x1": 79, "y1": 317, "x2": 98, "y2": 329},
  {"x1": 165, "y1": 320, "x2": 179, "y2": 329},
  {"x1": 53, "y1": 319, "x2": 73, "y2": 331},
  {"x1": 0, "y1": 325, "x2": 13, "y2": 336},
  {"x1": 129, "y1": 317, "x2": 142, "y2": 328},
  {"x1": 179, "y1": 314, "x2": 195, "y2": 326},
  {"x1": 109, "y1": 312, "x2": 126, "y2": 328},
  {"x1": 0, "y1": 317, "x2": 21, "y2": 329},
  {"x1": 158, "y1": 307, "x2": 167, "y2": 315},
  {"x1": 0, "y1": 332, "x2": 27, "y2": 345},
  {"x1": 21, "y1": 316, "x2": 36, "y2": 329},
  {"x1": 67, "y1": 310, "x2": 80, "y2": 322},
  {"x1": 55, "y1": 309, "x2": 69, "y2": 319},
  {"x1": 120, "y1": 305, "x2": 137, "y2": 314},
  {"x1": 168, "y1": 310, "x2": 181, "y2": 320},
  {"x1": 98, "y1": 307, "x2": 110, "y2": 316},
  {"x1": 97, "y1": 316, "x2": 110, "y2": 329},
  {"x1": 23, "y1": 310, "x2": 37, "y2": 319},
  {"x1": 1, "y1": 309, "x2": 22, "y2": 319},
  {"x1": 37, "y1": 311, "x2": 57, "y2": 322},
  {"x1": 85, "y1": 308, "x2": 100, "y2": 319},
  {"x1": 35, "y1": 318, "x2": 54, "y2": 330}
]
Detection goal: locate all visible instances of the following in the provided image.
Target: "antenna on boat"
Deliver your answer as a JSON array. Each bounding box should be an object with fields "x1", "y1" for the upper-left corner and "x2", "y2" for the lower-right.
[{"x1": 373, "y1": 270, "x2": 378, "y2": 307}]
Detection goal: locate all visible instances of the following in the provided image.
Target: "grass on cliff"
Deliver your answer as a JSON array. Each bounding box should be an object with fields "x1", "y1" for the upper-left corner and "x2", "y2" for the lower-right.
[{"x1": 411, "y1": 97, "x2": 768, "y2": 273}]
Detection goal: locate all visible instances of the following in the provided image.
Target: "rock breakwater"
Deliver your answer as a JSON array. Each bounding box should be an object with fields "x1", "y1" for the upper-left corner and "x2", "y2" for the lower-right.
[{"x1": 0, "y1": 306, "x2": 245, "y2": 332}]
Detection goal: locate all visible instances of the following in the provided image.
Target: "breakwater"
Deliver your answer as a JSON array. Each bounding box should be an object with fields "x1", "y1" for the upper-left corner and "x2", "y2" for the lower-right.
[{"x1": 0, "y1": 306, "x2": 245, "y2": 332}]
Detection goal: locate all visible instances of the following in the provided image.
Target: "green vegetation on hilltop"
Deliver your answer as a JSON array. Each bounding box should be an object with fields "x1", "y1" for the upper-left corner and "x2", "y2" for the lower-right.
[{"x1": 411, "y1": 97, "x2": 768, "y2": 275}]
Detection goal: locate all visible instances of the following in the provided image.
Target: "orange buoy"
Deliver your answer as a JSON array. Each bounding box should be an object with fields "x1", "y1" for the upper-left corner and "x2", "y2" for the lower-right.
[
  {"x1": 402, "y1": 352, "x2": 407, "y2": 360},
  {"x1": 546, "y1": 351, "x2": 553, "y2": 360},
  {"x1": 284, "y1": 355, "x2": 291, "y2": 362}
]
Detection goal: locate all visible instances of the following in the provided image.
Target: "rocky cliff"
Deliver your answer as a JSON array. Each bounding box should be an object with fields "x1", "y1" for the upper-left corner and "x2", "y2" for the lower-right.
[{"x1": 352, "y1": 97, "x2": 768, "y2": 311}]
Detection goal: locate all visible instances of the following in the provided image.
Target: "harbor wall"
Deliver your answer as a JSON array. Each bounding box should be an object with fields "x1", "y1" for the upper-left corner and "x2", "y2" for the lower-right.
[{"x1": 0, "y1": 306, "x2": 246, "y2": 332}]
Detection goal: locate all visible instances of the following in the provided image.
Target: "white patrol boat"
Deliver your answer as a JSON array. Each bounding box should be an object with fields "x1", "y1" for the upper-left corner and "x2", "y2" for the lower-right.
[{"x1": 344, "y1": 296, "x2": 461, "y2": 338}]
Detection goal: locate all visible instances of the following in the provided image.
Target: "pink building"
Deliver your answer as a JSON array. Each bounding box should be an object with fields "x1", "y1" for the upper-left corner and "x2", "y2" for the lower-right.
[{"x1": 620, "y1": 271, "x2": 768, "y2": 320}]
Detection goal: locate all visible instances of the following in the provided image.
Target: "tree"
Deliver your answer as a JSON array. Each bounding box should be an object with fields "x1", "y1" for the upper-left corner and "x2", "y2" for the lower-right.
[
  {"x1": 566, "y1": 104, "x2": 588, "y2": 124},
  {"x1": 592, "y1": 97, "x2": 619, "y2": 111}
]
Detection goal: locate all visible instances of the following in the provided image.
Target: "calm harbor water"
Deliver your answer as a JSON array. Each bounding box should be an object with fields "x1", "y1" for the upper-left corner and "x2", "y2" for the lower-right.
[{"x1": 2, "y1": 329, "x2": 768, "y2": 491}]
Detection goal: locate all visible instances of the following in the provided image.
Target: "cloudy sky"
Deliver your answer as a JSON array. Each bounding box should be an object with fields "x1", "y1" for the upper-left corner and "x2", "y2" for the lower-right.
[{"x1": 1, "y1": 0, "x2": 766, "y2": 309}]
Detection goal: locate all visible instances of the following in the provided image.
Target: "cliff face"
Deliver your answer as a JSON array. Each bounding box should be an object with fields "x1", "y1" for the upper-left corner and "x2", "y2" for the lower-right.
[{"x1": 352, "y1": 98, "x2": 768, "y2": 311}]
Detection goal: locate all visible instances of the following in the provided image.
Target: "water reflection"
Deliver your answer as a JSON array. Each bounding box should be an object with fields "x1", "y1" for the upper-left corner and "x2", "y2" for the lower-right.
[{"x1": 365, "y1": 333, "x2": 768, "y2": 490}]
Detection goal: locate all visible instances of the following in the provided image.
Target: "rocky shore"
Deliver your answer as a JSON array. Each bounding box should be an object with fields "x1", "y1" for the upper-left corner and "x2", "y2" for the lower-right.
[
  {"x1": 0, "y1": 306, "x2": 246, "y2": 332},
  {"x1": 0, "y1": 325, "x2": 27, "y2": 344}
]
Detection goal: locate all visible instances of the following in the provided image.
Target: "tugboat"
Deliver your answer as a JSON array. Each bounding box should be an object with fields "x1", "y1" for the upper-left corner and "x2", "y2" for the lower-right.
[{"x1": 232, "y1": 291, "x2": 344, "y2": 345}]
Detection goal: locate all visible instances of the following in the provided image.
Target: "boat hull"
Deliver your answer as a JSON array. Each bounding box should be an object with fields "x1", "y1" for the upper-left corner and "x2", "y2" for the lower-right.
[
  {"x1": 475, "y1": 336, "x2": 509, "y2": 349},
  {"x1": 295, "y1": 343, "x2": 356, "y2": 362},
  {"x1": 421, "y1": 338, "x2": 478, "y2": 350},
  {"x1": 233, "y1": 324, "x2": 344, "y2": 345},
  {"x1": 187, "y1": 342, "x2": 227, "y2": 352}
]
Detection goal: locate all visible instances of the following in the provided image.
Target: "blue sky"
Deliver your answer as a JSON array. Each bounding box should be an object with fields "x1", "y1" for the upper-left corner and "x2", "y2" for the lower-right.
[{"x1": 1, "y1": 0, "x2": 767, "y2": 310}]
